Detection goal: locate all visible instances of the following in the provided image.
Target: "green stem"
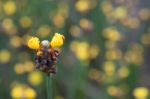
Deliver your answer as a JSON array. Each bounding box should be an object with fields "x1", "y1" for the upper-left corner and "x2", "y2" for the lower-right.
[{"x1": 46, "y1": 74, "x2": 52, "y2": 99}]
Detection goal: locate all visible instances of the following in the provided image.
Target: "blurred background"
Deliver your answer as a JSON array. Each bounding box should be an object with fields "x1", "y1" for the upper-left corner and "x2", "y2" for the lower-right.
[{"x1": 0, "y1": 0, "x2": 150, "y2": 99}]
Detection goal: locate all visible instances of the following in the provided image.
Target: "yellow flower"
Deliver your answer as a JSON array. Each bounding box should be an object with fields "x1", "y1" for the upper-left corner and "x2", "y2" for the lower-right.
[
  {"x1": 28, "y1": 71, "x2": 43, "y2": 86},
  {"x1": 3, "y1": 1, "x2": 16, "y2": 15},
  {"x1": 11, "y1": 84, "x2": 37, "y2": 99},
  {"x1": 133, "y1": 87, "x2": 149, "y2": 99},
  {"x1": 50, "y1": 33, "x2": 64, "y2": 47},
  {"x1": 27, "y1": 37, "x2": 40, "y2": 49}
]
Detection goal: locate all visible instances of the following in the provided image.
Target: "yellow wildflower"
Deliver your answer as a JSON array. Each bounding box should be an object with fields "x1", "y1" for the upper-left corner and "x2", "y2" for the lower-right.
[
  {"x1": 28, "y1": 71, "x2": 43, "y2": 86},
  {"x1": 27, "y1": 37, "x2": 40, "y2": 49},
  {"x1": 11, "y1": 84, "x2": 37, "y2": 99},
  {"x1": 133, "y1": 87, "x2": 149, "y2": 99},
  {"x1": 50, "y1": 33, "x2": 64, "y2": 47},
  {"x1": 3, "y1": 1, "x2": 16, "y2": 15}
]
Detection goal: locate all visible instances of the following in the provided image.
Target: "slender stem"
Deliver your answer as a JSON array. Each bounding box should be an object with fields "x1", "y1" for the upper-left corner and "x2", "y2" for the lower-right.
[{"x1": 46, "y1": 74, "x2": 52, "y2": 99}]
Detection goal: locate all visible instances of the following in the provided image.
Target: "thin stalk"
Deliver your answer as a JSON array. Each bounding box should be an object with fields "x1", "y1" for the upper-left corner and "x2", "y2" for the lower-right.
[{"x1": 46, "y1": 74, "x2": 52, "y2": 99}]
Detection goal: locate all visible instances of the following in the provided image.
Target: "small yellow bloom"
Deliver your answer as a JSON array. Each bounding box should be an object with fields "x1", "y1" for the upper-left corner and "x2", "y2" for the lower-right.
[
  {"x1": 28, "y1": 71, "x2": 43, "y2": 86},
  {"x1": 3, "y1": 1, "x2": 16, "y2": 15},
  {"x1": 133, "y1": 87, "x2": 149, "y2": 99},
  {"x1": 36, "y1": 51, "x2": 43, "y2": 56},
  {"x1": 11, "y1": 84, "x2": 37, "y2": 99},
  {"x1": 27, "y1": 37, "x2": 40, "y2": 49},
  {"x1": 50, "y1": 33, "x2": 64, "y2": 47}
]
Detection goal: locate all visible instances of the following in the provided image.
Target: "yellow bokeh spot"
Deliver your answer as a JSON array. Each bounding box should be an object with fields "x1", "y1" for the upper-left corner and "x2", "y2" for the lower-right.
[
  {"x1": 118, "y1": 67, "x2": 129, "y2": 79},
  {"x1": 2, "y1": 18, "x2": 14, "y2": 30},
  {"x1": 69, "y1": 25, "x2": 81, "y2": 37},
  {"x1": 53, "y1": 14, "x2": 65, "y2": 28},
  {"x1": 70, "y1": 41, "x2": 99, "y2": 61},
  {"x1": 76, "y1": 42, "x2": 89, "y2": 61},
  {"x1": 14, "y1": 61, "x2": 34, "y2": 74},
  {"x1": 101, "y1": 1, "x2": 113, "y2": 14},
  {"x1": 10, "y1": 36, "x2": 22, "y2": 48},
  {"x1": 107, "y1": 86, "x2": 120, "y2": 96},
  {"x1": 125, "y1": 50, "x2": 143, "y2": 65},
  {"x1": 14, "y1": 63, "x2": 25, "y2": 74},
  {"x1": 20, "y1": 16, "x2": 32, "y2": 28},
  {"x1": 11, "y1": 84, "x2": 37, "y2": 99},
  {"x1": 27, "y1": 37, "x2": 40, "y2": 49},
  {"x1": 50, "y1": 33, "x2": 64, "y2": 47},
  {"x1": 89, "y1": 45, "x2": 100, "y2": 59},
  {"x1": 103, "y1": 62, "x2": 115, "y2": 76},
  {"x1": 24, "y1": 61, "x2": 34, "y2": 72},
  {"x1": 28, "y1": 71, "x2": 43, "y2": 86},
  {"x1": 106, "y1": 49, "x2": 122, "y2": 60},
  {"x1": 37, "y1": 25, "x2": 51, "y2": 38},
  {"x1": 2, "y1": 18, "x2": 17, "y2": 35},
  {"x1": 24, "y1": 87, "x2": 37, "y2": 98},
  {"x1": 133, "y1": 87, "x2": 149, "y2": 99},
  {"x1": 103, "y1": 27, "x2": 121, "y2": 41},
  {"x1": 11, "y1": 86, "x2": 24, "y2": 98},
  {"x1": 0, "y1": 50, "x2": 11, "y2": 63},
  {"x1": 113, "y1": 6, "x2": 127, "y2": 19},
  {"x1": 75, "y1": 1, "x2": 89, "y2": 12},
  {"x1": 3, "y1": 1, "x2": 16, "y2": 15},
  {"x1": 79, "y1": 18, "x2": 91, "y2": 29}
]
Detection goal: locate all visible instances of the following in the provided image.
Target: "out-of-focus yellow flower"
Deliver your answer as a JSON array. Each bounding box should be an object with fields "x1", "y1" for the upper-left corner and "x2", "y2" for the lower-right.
[
  {"x1": 14, "y1": 61, "x2": 34, "y2": 74},
  {"x1": 133, "y1": 87, "x2": 149, "y2": 99},
  {"x1": 10, "y1": 36, "x2": 22, "y2": 48},
  {"x1": 25, "y1": 87, "x2": 37, "y2": 98},
  {"x1": 2, "y1": 18, "x2": 17, "y2": 35},
  {"x1": 3, "y1": 1, "x2": 16, "y2": 15},
  {"x1": 2, "y1": 18, "x2": 13, "y2": 30},
  {"x1": 24, "y1": 61, "x2": 34, "y2": 72},
  {"x1": 89, "y1": 45, "x2": 100, "y2": 59},
  {"x1": 11, "y1": 84, "x2": 37, "y2": 99},
  {"x1": 70, "y1": 41, "x2": 89, "y2": 61},
  {"x1": 53, "y1": 14, "x2": 65, "y2": 28},
  {"x1": 103, "y1": 27, "x2": 121, "y2": 41},
  {"x1": 69, "y1": 25, "x2": 81, "y2": 37},
  {"x1": 27, "y1": 37, "x2": 40, "y2": 49},
  {"x1": 125, "y1": 50, "x2": 143, "y2": 65},
  {"x1": 75, "y1": 0, "x2": 90, "y2": 12},
  {"x1": 106, "y1": 49, "x2": 122, "y2": 60},
  {"x1": 113, "y1": 6, "x2": 127, "y2": 20},
  {"x1": 20, "y1": 16, "x2": 32, "y2": 28},
  {"x1": 103, "y1": 61, "x2": 116, "y2": 76},
  {"x1": 50, "y1": 33, "x2": 64, "y2": 47},
  {"x1": 107, "y1": 86, "x2": 122, "y2": 97},
  {"x1": 37, "y1": 25, "x2": 51, "y2": 38},
  {"x1": 70, "y1": 41, "x2": 99, "y2": 61},
  {"x1": 14, "y1": 63, "x2": 25, "y2": 74},
  {"x1": 76, "y1": 42, "x2": 89, "y2": 61},
  {"x1": 101, "y1": 1, "x2": 113, "y2": 14},
  {"x1": 28, "y1": 71, "x2": 43, "y2": 86},
  {"x1": 118, "y1": 67, "x2": 129, "y2": 79},
  {"x1": 79, "y1": 18, "x2": 92, "y2": 30},
  {"x1": 0, "y1": 50, "x2": 11, "y2": 63}
]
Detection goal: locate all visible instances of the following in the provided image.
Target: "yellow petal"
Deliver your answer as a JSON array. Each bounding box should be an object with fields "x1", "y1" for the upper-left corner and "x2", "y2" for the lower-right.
[
  {"x1": 27, "y1": 37, "x2": 40, "y2": 49},
  {"x1": 50, "y1": 33, "x2": 64, "y2": 47}
]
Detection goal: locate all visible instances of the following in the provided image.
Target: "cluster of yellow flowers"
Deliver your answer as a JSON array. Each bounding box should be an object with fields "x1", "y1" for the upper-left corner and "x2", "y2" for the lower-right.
[
  {"x1": 27, "y1": 33, "x2": 64, "y2": 49},
  {"x1": 11, "y1": 83, "x2": 37, "y2": 99}
]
